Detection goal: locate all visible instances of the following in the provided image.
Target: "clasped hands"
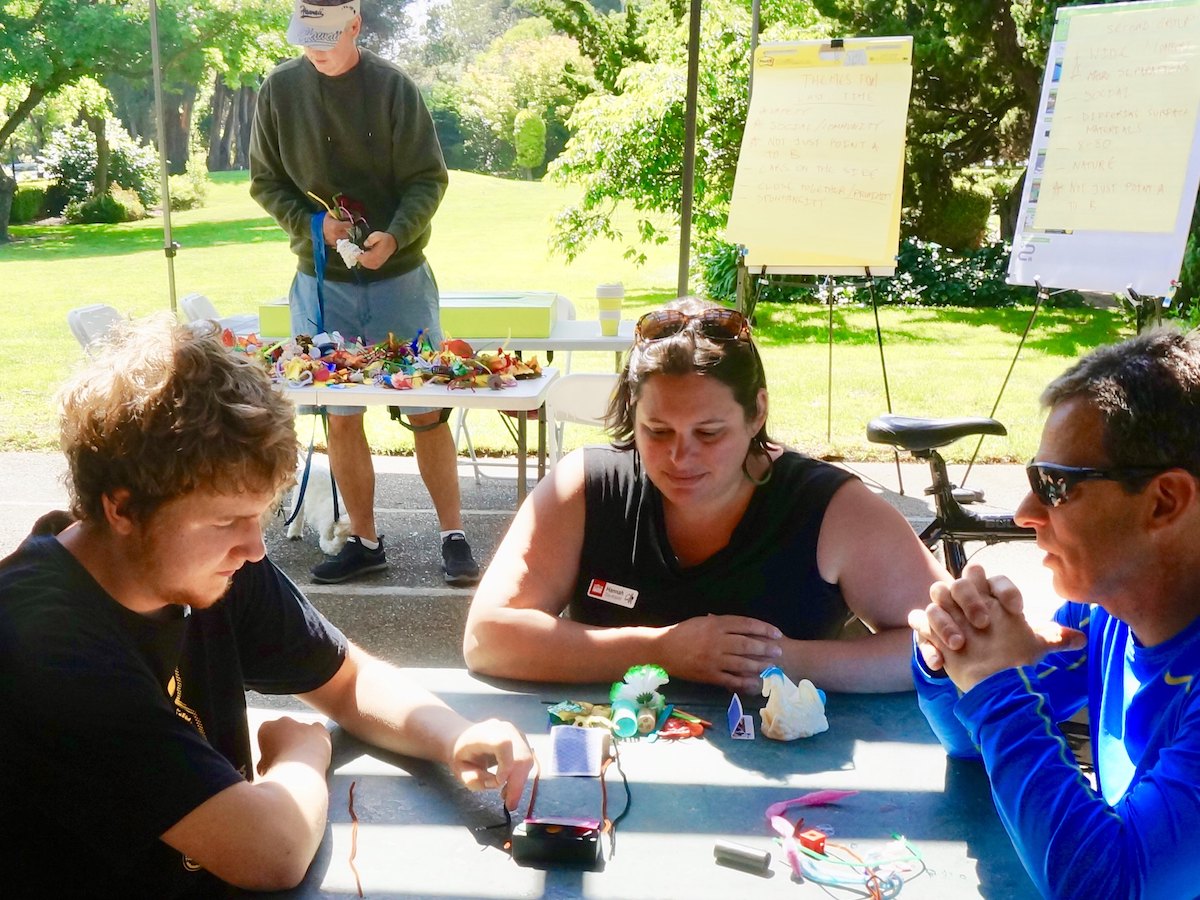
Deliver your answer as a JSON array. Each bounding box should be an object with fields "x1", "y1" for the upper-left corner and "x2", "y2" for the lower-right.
[
  {"x1": 322, "y1": 214, "x2": 396, "y2": 270},
  {"x1": 909, "y1": 564, "x2": 1085, "y2": 693}
]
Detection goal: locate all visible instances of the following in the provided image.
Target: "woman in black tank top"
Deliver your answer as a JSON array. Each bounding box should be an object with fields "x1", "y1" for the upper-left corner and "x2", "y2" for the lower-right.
[{"x1": 463, "y1": 298, "x2": 948, "y2": 693}]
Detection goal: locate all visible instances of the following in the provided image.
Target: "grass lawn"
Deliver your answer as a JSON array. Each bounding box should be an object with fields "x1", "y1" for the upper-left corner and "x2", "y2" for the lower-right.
[{"x1": 1, "y1": 170, "x2": 1131, "y2": 461}]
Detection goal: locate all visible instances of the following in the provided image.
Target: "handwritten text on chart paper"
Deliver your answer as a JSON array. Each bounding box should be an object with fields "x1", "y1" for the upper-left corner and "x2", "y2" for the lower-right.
[{"x1": 1034, "y1": 8, "x2": 1200, "y2": 233}]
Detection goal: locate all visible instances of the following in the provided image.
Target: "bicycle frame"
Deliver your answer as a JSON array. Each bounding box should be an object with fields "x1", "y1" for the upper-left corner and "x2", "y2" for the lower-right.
[
  {"x1": 867, "y1": 414, "x2": 1035, "y2": 578},
  {"x1": 867, "y1": 414, "x2": 1092, "y2": 768},
  {"x1": 916, "y1": 446, "x2": 1036, "y2": 577}
]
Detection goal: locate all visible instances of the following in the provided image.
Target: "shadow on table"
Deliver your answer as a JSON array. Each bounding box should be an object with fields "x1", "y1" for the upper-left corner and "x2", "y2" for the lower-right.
[
  {"x1": 325, "y1": 686, "x2": 1029, "y2": 897},
  {"x1": 274, "y1": 672, "x2": 1034, "y2": 898},
  {"x1": 309, "y1": 746, "x2": 1032, "y2": 899},
  {"x1": 704, "y1": 689, "x2": 934, "y2": 778},
  {"x1": 310, "y1": 732, "x2": 608, "y2": 898},
  {"x1": 943, "y1": 757, "x2": 1038, "y2": 899}
]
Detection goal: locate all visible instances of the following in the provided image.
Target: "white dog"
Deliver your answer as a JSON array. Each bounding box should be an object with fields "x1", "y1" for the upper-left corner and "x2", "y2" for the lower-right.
[{"x1": 286, "y1": 453, "x2": 350, "y2": 555}]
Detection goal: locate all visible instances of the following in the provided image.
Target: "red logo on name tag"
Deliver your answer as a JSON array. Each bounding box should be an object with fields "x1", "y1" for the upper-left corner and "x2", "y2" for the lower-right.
[{"x1": 585, "y1": 578, "x2": 638, "y2": 609}]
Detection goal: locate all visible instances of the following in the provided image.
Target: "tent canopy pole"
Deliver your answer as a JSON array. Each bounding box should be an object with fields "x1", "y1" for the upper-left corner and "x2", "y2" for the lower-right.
[{"x1": 148, "y1": 0, "x2": 178, "y2": 312}]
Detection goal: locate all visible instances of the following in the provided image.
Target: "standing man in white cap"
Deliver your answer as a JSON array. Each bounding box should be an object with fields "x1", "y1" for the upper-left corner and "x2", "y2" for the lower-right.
[{"x1": 250, "y1": 0, "x2": 481, "y2": 586}]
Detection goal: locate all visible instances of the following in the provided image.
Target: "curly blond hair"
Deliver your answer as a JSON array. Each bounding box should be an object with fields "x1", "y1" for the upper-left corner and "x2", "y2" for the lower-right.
[{"x1": 59, "y1": 315, "x2": 299, "y2": 523}]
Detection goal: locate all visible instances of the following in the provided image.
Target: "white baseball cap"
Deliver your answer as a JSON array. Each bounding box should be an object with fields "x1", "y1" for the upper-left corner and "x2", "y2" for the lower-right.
[{"x1": 287, "y1": 0, "x2": 360, "y2": 50}]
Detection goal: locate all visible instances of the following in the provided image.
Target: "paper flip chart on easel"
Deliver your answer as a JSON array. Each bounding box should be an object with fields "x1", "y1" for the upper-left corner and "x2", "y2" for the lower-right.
[
  {"x1": 1008, "y1": 0, "x2": 1200, "y2": 296},
  {"x1": 726, "y1": 38, "x2": 913, "y2": 275}
]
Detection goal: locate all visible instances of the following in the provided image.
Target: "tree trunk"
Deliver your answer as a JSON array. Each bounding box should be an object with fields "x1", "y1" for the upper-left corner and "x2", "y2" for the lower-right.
[
  {"x1": 991, "y1": 1, "x2": 1044, "y2": 160},
  {"x1": 161, "y1": 85, "x2": 197, "y2": 175},
  {"x1": 108, "y1": 75, "x2": 154, "y2": 145},
  {"x1": 0, "y1": 83, "x2": 48, "y2": 151},
  {"x1": 232, "y1": 86, "x2": 256, "y2": 169},
  {"x1": 87, "y1": 113, "x2": 110, "y2": 197},
  {"x1": 999, "y1": 170, "x2": 1026, "y2": 244},
  {"x1": 207, "y1": 78, "x2": 232, "y2": 171},
  {"x1": 0, "y1": 169, "x2": 15, "y2": 242}
]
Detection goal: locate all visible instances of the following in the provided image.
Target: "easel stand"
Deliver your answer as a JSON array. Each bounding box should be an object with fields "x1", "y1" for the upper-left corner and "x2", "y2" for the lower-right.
[
  {"x1": 737, "y1": 258, "x2": 902, "y2": 488},
  {"x1": 1123, "y1": 286, "x2": 1169, "y2": 334}
]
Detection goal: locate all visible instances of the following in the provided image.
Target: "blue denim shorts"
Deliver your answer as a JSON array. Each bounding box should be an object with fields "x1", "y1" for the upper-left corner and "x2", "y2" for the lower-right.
[{"x1": 289, "y1": 263, "x2": 444, "y2": 416}]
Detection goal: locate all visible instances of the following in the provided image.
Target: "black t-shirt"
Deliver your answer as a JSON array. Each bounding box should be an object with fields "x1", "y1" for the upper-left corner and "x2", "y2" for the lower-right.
[
  {"x1": 569, "y1": 447, "x2": 856, "y2": 638},
  {"x1": 0, "y1": 532, "x2": 347, "y2": 898}
]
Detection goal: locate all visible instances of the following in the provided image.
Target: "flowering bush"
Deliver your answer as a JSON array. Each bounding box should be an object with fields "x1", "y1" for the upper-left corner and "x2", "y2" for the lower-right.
[
  {"x1": 40, "y1": 120, "x2": 159, "y2": 209},
  {"x1": 877, "y1": 239, "x2": 1037, "y2": 307}
]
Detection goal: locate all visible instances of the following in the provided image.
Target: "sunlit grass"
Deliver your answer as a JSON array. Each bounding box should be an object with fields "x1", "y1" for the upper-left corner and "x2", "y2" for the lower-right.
[{"x1": 0, "y1": 170, "x2": 1129, "y2": 457}]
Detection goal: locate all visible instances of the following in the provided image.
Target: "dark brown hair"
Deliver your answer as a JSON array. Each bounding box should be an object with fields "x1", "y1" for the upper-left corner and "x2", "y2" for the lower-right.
[
  {"x1": 607, "y1": 297, "x2": 773, "y2": 455},
  {"x1": 1041, "y1": 326, "x2": 1200, "y2": 478}
]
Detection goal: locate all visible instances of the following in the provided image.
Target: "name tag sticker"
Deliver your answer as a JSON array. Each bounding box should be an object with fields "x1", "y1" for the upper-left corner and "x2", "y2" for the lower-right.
[{"x1": 586, "y1": 578, "x2": 638, "y2": 609}]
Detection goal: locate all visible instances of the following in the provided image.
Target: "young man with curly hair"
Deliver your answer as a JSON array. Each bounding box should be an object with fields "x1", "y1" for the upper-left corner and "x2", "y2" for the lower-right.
[{"x1": 0, "y1": 317, "x2": 530, "y2": 897}]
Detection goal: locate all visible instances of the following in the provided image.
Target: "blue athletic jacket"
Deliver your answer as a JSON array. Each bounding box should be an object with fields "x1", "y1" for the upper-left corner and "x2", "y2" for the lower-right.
[{"x1": 914, "y1": 602, "x2": 1200, "y2": 899}]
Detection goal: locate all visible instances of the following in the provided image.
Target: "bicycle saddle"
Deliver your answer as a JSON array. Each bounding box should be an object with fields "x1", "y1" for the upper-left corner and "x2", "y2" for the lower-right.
[{"x1": 867, "y1": 414, "x2": 1008, "y2": 451}]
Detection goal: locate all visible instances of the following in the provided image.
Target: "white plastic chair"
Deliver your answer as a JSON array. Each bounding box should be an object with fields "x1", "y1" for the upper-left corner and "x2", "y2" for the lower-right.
[
  {"x1": 67, "y1": 304, "x2": 124, "y2": 354},
  {"x1": 453, "y1": 296, "x2": 578, "y2": 482},
  {"x1": 180, "y1": 291, "x2": 259, "y2": 336},
  {"x1": 544, "y1": 372, "x2": 619, "y2": 466}
]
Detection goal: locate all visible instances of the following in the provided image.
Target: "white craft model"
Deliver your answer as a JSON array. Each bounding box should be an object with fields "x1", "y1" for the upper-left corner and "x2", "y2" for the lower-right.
[{"x1": 760, "y1": 665, "x2": 829, "y2": 741}]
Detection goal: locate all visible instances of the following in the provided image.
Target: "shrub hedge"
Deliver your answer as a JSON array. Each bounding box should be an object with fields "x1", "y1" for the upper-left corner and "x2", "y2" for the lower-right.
[
  {"x1": 919, "y1": 181, "x2": 993, "y2": 251},
  {"x1": 8, "y1": 185, "x2": 46, "y2": 224},
  {"x1": 64, "y1": 185, "x2": 146, "y2": 224},
  {"x1": 699, "y1": 237, "x2": 1080, "y2": 309},
  {"x1": 41, "y1": 121, "x2": 160, "y2": 210}
]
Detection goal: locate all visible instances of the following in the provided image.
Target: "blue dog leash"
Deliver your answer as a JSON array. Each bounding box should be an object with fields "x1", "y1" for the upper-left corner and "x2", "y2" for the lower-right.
[
  {"x1": 310, "y1": 211, "x2": 328, "y2": 335},
  {"x1": 282, "y1": 211, "x2": 339, "y2": 527}
]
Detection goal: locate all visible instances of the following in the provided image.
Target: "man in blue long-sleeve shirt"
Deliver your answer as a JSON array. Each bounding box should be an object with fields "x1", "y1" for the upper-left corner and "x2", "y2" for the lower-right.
[{"x1": 910, "y1": 328, "x2": 1200, "y2": 900}]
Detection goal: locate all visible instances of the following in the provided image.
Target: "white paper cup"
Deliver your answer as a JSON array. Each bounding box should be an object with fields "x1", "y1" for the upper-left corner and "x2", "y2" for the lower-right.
[{"x1": 596, "y1": 283, "x2": 624, "y2": 336}]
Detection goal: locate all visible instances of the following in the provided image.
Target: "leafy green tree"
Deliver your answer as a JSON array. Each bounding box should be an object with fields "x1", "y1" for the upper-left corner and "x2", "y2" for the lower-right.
[
  {"x1": 359, "y1": 0, "x2": 416, "y2": 58},
  {"x1": 137, "y1": 2, "x2": 292, "y2": 175},
  {"x1": 456, "y1": 18, "x2": 595, "y2": 175},
  {"x1": 412, "y1": 0, "x2": 529, "y2": 78},
  {"x1": 0, "y1": 0, "x2": 150, "y2": 238},
  {"x1": 1, "y1": 80, "x2": 94, "y2": 165},
  {"x1": 522, "y1": 0, "x2": 650, "y2": 92},
  {"x1": 809, "y1": 0, "x2": 1053, "y2": 238},
  {"x1": 397, "y1": 0, "x2": 533, "y2": 170},
  {"x1": 42, "y1": 118, "x2": 160, "y2": 208},
  {"x1": 0, "y1": 1, "x2": 151, "y2": 151},
  {"x1": 514, "y1": 109, "x2": 547, "y2": 177},
  {"x1": 1172, "y1": 187, "x2": 1200, "y2": 325},
  {"x1": 0, "y1": 0, "x2": 287, "y2": 237},
  {"x1": 547, "y1": 0, "x2": 826, "y2": 263}
]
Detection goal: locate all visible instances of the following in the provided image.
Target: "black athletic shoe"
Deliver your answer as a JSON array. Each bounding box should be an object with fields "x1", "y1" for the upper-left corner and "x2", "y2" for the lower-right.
[
  {"x1": 442, "y1": 533, "x2": 481, "y2": 586},
  {"x1": 311, "y1": 535, "x2": 388, "y2": 584}
]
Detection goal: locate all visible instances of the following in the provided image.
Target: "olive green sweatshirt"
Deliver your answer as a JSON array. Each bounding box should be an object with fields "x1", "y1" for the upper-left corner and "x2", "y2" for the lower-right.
[{"x1": 249, "y1": 49, "x2": 448, "y2": 283}]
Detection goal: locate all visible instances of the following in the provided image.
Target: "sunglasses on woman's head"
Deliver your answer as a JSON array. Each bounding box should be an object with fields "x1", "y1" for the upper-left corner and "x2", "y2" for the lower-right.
[
  {"x1": 1025, "y1": 460, "x2": 1170, "y2": 507},
  {"x1": 634, "y1": 308, "x2": 750, "y2": 344}
]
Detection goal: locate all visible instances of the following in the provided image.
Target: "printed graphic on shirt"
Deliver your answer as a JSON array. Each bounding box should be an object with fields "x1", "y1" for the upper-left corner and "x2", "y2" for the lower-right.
[
  {"x1": 586, "y1": 578, "x2": 638, "y2": 609},
  {"x1": 166, "y1": 669, "x2": 208, "y2": 740},
  {"x1": 1164, "y1": 671, "x2": 1194, "y2": 688},
  {"x1": 166, "y1": 668, "x2": 212, "y2": 876}
]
